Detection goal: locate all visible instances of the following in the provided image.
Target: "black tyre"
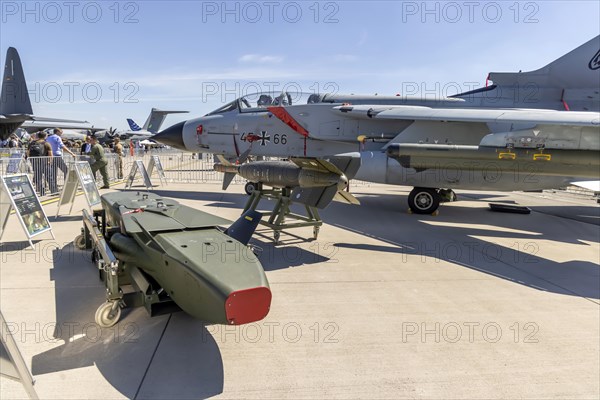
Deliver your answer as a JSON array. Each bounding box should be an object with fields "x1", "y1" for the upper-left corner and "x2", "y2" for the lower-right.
[
  {"x1": 74, "y1": 234, "x2": 86, "y2": 250},
  {"x1": 245, "y1": 182, "x2": 257, "y2": 195},
  {"x1": 408, "y1": 188, "x2": 441, "y2": 214}
]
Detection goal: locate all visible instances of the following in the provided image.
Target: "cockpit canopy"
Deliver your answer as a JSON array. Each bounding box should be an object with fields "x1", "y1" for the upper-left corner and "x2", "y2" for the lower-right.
[{"x1": 205, "y1": 92, "x2": 325, "y2": 116}]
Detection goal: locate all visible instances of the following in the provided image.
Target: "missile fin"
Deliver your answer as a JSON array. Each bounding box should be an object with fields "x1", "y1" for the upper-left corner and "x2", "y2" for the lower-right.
[
  {"x1": 225, "y1": 210, "x2": 262, "y2": 246},
  {"x1": 334, "y1": 190, "x2": 360, "y2": 205},
  {"x1": 222, "y1": 172, "x2": 236, "y2": 190},
  {"x1": 216, "y1": 154, "x2": 233, "y2": 166}
]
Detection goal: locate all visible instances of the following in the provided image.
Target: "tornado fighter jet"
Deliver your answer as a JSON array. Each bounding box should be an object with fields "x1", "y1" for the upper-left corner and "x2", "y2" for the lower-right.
[{"x1": 155, "y1": 36, "x2": 600, "y2": 214}]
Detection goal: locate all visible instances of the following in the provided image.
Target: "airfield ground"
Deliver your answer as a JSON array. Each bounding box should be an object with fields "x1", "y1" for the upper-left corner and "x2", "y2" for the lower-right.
[{"x1": 1, "y1": 182, "x2": 598, "y2": 399}]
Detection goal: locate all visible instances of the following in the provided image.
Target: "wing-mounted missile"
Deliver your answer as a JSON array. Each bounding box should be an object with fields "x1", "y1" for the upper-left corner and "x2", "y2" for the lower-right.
[
  {"x1": 100, "y1": 191, "x2": 270, "y2": 326},
  {"x1": 216, "y1": 149, "x2": 252, "y2": 190},
  {"x1": 214, "y1": 153, "x2": 361, "y2": 209}
]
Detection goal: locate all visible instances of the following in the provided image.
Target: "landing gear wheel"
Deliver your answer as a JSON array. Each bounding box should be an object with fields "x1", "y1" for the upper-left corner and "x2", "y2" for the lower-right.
[
  {"x1": 245, "y1": 182, "x2": 258, "y2": 195},
  {"x1": 74, "y1": 234, "x2": 86, "y2": 250},
  {"x1": 273, "y1": 231, "x2": 280, "y2": 245},
  {"x1": 313, "y1": 226, "x2": 320, "y2": 240},
  {"x1": 439, "y1": 189, "x2": 457, "y2": 203},
  {"x1": 95, "y1": 301, "x2": 121, "y2": 328},
  {"x1": 408, "y1": 187, "x2": 441, "y2": 215}
]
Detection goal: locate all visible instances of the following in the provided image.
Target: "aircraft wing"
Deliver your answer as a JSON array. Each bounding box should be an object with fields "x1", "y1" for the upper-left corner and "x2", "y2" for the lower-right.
[
  {"x1": 29, "y1": 116, "x2": 89, "y2": 124},
  {"x1": 332, "y1": 105, "x2": 600, "y2": 127},
  {"x1": 20, "y1": 118, "x2": 101, "y2": 133}
]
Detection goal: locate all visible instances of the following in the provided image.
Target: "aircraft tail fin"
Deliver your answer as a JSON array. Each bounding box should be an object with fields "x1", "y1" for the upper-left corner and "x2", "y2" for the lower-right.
[
  {"x1": 1, "y1": 47, "x2": 33, "y2": 116},
  {"x1": 454, "y1": 36, "x2": 600, "y2": 111},
  {"x1": 488, "y1": 35, "x2": 600, "y2": 89},
  {"x1": 142, "y1": 108, "x2": 189, "y2": 134},
  {"x1": 225, "y1": 210, "x2": 262, "y2": 246},
  {"x1": 127, "y1": 118, "x2": 142, "y2": 131}
]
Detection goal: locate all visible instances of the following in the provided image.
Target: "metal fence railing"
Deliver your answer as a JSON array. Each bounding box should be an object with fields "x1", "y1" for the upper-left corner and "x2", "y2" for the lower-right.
[
  {"x1": 0, "y1": 151, "x2": 241, "y2": 198},
  {"x1": 0, "y1": 150, "x2": 372, "y2": 199}
]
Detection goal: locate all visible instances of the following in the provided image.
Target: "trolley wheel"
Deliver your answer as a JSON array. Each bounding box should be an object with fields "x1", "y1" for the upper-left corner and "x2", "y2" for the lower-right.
[
  {"x1": 95, "y1": 301, "x2": 121, "y2": 328},
  {"x1": 74, "y1": 234, "x2": 86, "y2": 250}
]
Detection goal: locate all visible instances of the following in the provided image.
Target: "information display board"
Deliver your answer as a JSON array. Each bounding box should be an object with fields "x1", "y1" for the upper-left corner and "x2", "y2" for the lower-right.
[
  {"x1": 0, "y1": 174, "x2": 53, "y2": 249},
  {"x1": 76, "y1": 162, "x2": 101, "y2": 207},
  {"x1": 56, "y1": 162, "x2": 101, "y2": 217},
  {"x1": 125, "y1": 160, "x2": 153, "y2": 189}
]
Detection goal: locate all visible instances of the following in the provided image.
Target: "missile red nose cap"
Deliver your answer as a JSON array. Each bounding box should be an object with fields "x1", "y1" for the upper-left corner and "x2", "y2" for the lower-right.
[
  {"x1": 154, "y1": 121, "x2": 186, "y2": 150},
  {"x1": 225, "y1": 287, "x2": 272, "y2": 325}
]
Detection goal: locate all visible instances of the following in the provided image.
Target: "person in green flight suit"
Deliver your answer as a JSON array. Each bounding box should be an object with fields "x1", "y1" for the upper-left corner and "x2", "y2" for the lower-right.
[{"x1": 90, "y1": 135, "x2": 110, "y2": 189}]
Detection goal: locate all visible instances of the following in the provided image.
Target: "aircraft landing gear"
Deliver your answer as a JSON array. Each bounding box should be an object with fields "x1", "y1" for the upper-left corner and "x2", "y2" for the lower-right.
[
  {"x1": 408, "y1": 187, "x2": 441, "y2": 215},
  {"x1": 408, "y1": 188, "x2": 458, "y2": 214},
  {"x1": 245, "y1": 182, "x2": 260, "y2": 195},
  {"x1": 439, "y1": 189, "x2": 457, "y2": 203}
]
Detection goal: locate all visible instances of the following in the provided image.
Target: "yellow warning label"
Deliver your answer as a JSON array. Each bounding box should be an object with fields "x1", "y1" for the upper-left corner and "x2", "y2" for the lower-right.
[
  {"x1": 533, "y1": 153, "x2": 551, "y2": 161},
  {"x1": 498, "y1": 152, "x2": 516, "y2": 160}
]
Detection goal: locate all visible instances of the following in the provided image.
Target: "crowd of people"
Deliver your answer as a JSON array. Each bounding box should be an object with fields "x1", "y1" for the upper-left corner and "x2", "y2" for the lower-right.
[{"x1": 4, "y1": 129, "x2": 124, "y2": 195}]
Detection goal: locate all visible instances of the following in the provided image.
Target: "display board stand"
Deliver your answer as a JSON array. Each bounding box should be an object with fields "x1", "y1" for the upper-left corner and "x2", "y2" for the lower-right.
[
  {"x1": 0, "y1": 174, "x2": 53, "y2": 250},
  {"x1": 125, "y1": 160, "x2": 153, "y2": 190},
  {"x1": 56, "y1": 162, "x2": 102, "y2": 217},
  {"x1": 147, "y1": 155, "x2": 167, "y2": 185},
  {"x1": 0, "y1": 311, "x2": 39, "y2": 399}
]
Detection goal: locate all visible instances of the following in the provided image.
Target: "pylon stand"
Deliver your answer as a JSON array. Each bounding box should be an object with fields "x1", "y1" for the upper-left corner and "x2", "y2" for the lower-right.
[{"x1": 242, "y1": 185, "x2": 322, "y2": 244}]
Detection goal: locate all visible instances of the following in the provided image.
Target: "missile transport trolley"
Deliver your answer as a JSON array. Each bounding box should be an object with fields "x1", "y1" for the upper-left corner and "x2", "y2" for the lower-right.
[{"x1": 74, "y1": 191, "x2": 271, "y2": 328}]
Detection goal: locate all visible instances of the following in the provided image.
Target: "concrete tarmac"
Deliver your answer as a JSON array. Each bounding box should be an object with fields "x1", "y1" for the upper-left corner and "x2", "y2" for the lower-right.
[{"x1": 1, "y1": 182, "x2": 598, "y2": 399}]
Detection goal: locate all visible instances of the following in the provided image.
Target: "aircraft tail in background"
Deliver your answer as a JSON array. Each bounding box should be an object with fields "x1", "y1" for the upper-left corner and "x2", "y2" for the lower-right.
[
  {"x1": 127, "y1": 118, "x2": 142, "y2": 131},
  {"x1": 0, "y1": 47, "x2": 33, "y2": 116},
  {"x1": 454, "y1": 35, "x2": 600, "y2": 111},
  {"x1": 142, "y1": 108, "x2": 189, "y2": 133}
]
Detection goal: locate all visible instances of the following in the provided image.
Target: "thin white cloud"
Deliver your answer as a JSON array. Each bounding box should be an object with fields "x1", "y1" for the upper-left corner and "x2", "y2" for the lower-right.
[{"x1": 238, "y1": 54, "x2": 284, "y2": 63}]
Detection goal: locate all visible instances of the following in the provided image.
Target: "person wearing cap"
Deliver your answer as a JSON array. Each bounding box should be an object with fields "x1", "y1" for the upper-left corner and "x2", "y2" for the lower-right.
[
  {"x1": 113, "y1": 137, "x2": 124, "y2": 179},
  {"x1": 7, "y1": 133, "x2": 19, "y2": 149},
  {"x1": 89, "y1": 135, "x2": 110, "y2": 189}
]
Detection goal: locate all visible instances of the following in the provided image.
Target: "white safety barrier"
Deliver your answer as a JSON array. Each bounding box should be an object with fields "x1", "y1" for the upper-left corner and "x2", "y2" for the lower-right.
[{"x1": 1, "y1": 150, "x2": 371, "y2": 198}]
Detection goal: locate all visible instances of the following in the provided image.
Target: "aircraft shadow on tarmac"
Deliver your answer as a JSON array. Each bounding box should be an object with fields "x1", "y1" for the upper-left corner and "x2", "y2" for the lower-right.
[
  {"x1": 150, "y1": 189, "x2": 334, "y2": 270},
  {"x1": 326, "y1": 192, "x2": 600, "y2": 300},
  {"x1": 150, "y1": 187, "x2": 599, "y2": 298},
  {"x1": 31, "y1": 244, "x2": 225, "y2": 399}
]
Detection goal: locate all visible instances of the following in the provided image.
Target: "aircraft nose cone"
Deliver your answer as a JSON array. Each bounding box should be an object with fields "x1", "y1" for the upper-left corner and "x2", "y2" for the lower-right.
[{"x1": 154, "y1": 121, "x2": 186, "y2": 150}]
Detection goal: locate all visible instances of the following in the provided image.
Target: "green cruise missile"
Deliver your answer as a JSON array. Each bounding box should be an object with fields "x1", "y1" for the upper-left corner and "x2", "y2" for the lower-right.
[{"x1": 85, "y1": 191, "x2": 271, "y2": 327}]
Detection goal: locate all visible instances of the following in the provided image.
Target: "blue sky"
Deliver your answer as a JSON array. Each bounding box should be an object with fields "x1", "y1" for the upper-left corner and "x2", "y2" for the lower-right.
[{"x1": 1, "y1": 0, "x2": 599, "y2": 130}]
